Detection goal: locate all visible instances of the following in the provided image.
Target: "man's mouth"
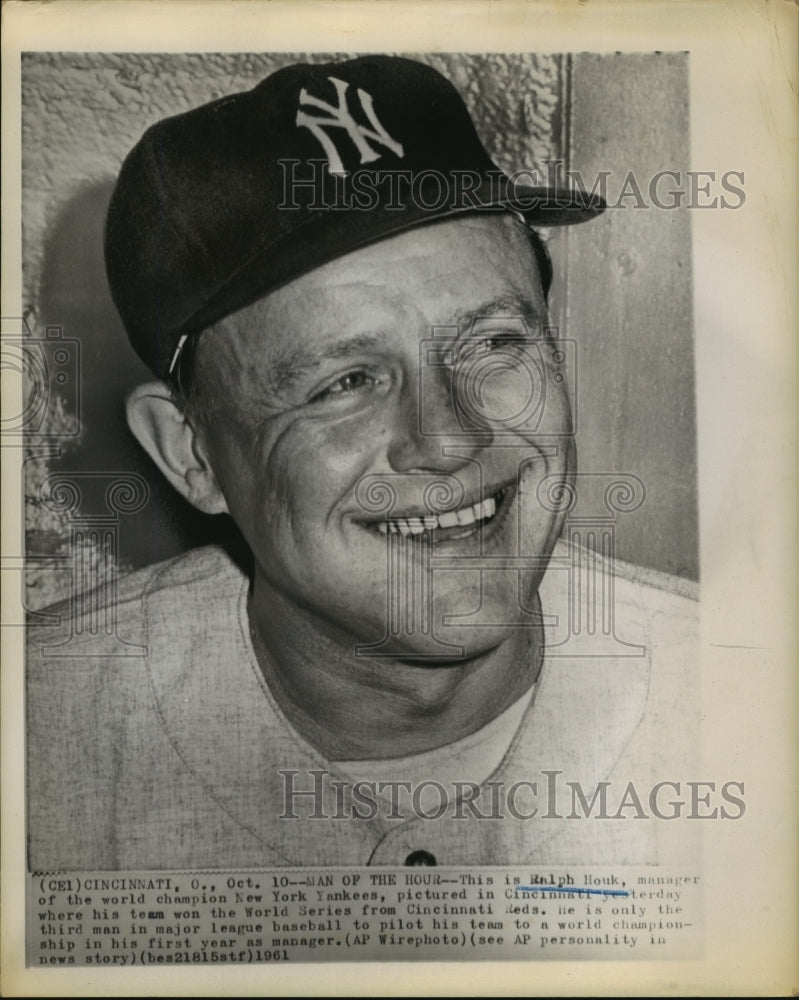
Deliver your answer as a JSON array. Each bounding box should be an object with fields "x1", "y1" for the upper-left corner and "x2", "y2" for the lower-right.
[{"x1": 366, "y1": 486, "x2": 511, "y2": 542}]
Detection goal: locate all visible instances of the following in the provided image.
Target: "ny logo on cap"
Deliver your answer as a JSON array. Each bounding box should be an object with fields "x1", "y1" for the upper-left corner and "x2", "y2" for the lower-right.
[{"x1": 296, "y1": 76, "x2": 405, "y2": 176}]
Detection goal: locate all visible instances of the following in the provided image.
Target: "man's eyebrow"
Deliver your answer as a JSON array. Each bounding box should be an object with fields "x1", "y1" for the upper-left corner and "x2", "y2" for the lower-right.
[
  {"x1": 250, "y1": 295, "x2": 545, "y2": 402},
  {"x1": 451, "y1": 294, "x2": 546, "y2": 331},
  {"x1": 257, "y1": 332, "x2": 385, "y2": 400}
]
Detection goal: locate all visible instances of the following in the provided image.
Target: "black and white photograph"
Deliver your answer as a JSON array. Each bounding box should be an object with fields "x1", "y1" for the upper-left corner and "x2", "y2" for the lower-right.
[{"x1": 2, "y1": 1, "x2": 796, "y2": 995}]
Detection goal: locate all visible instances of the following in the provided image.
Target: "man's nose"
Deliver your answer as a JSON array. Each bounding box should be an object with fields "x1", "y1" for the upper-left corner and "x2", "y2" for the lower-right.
[{"x1": 386, "y1": 367, "x2": 492, "y2": 473}]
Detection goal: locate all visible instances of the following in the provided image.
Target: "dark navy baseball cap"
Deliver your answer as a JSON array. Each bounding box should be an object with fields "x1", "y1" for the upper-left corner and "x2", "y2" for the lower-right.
[{"x1": 105, "y1": 55, "x2": 605, "y2": 378}]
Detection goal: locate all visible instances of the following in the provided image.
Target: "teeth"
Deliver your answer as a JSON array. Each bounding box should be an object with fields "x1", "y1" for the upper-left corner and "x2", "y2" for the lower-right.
[{"x1": 376, "y1": 489, "x2": 504, "y2": 535}]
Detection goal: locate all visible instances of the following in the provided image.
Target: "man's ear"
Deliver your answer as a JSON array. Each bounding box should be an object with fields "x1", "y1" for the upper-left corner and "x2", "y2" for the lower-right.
[{"x1": 125, "y1": 382, "x2": 229, "y2": 515}]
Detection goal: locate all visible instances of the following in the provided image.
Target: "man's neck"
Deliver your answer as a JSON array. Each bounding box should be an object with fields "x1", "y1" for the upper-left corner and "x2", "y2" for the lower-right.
[{"x1": 247, "y1": 575, "x2": 544, "y2": 761}]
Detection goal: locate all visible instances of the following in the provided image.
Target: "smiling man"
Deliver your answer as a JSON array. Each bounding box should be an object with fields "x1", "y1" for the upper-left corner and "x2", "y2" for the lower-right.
[
  {"x1": 127, "y1": 213, "x2": 571, "y2": 763},
  {"x1": 27, "y1": 56, "x2": 701, "y2": 871}
]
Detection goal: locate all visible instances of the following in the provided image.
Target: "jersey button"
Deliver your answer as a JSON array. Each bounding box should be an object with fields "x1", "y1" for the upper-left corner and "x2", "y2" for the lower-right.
[{"x1": 404, "y1": 849, "x2": 437, "y2": 866}]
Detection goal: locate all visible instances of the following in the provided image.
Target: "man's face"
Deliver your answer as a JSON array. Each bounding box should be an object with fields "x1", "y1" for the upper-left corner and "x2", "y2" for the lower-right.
[{"x1": 196, "y1": 214, "x2": 574, "y2": 659}]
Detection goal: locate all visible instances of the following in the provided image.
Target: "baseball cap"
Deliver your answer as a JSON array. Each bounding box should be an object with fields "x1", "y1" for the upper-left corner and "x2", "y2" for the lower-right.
[{"x1": 105, "y1": 55, "x2": 605, "y2": 379}]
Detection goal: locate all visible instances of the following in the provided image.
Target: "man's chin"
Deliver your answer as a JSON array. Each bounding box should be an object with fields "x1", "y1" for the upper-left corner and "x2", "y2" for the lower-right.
[{"x1": 351, "y1": 617, "x2": 531, "y2": 667}]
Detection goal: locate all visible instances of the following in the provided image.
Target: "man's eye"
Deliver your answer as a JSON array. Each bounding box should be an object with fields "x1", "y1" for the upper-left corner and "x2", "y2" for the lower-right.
[{"x1": 309, "y1": 370, "x2": 378, "y2": 403}]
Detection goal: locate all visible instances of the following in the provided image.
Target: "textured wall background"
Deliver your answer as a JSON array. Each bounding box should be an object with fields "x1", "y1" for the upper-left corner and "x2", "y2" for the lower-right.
[{"x1": 21, "y1": 51, "x2": 697, "y2": 610}]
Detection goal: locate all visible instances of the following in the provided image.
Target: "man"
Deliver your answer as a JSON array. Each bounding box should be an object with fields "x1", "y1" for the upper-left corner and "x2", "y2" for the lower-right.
[{"x1": 27, "y1": 56, "x2": 700, "y2": 870}]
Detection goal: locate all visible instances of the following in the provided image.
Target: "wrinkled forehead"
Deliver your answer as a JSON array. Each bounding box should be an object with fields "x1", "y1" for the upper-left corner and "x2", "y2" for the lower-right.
[{"x1": 218, "y1": 214, "x2": 548, "y2": 358}]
